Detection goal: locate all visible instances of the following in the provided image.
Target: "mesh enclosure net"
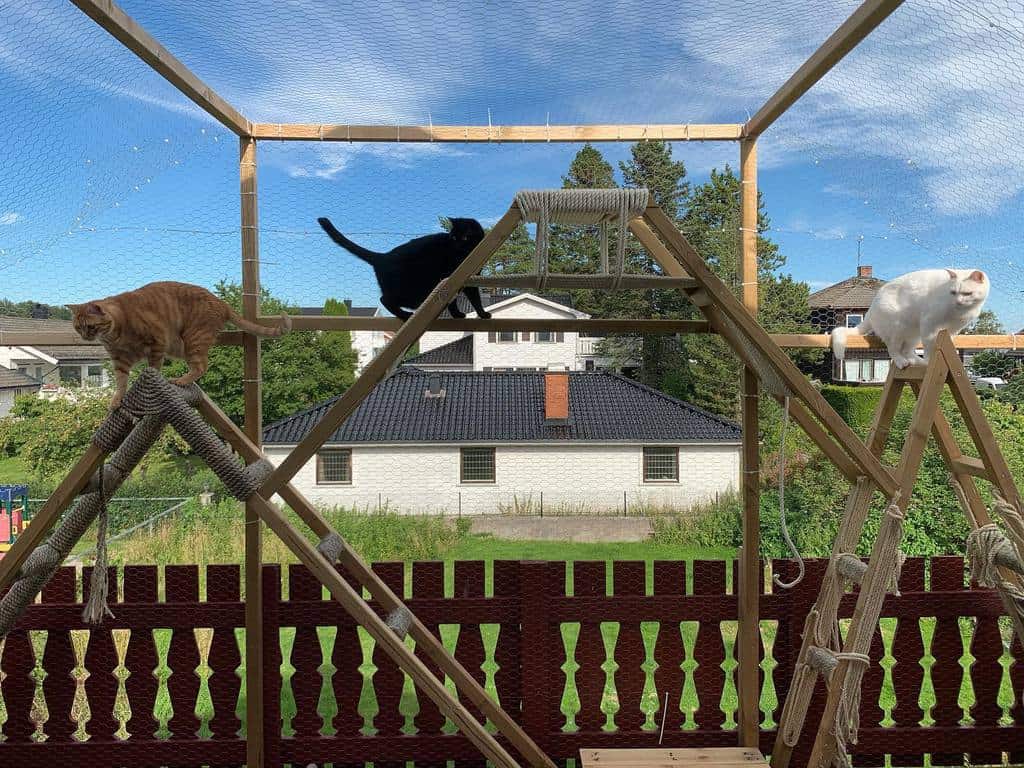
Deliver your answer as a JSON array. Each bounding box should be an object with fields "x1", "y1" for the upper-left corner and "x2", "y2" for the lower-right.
[{"x1": 2, "y1": 0, "x2": 1023, "y2": 398}]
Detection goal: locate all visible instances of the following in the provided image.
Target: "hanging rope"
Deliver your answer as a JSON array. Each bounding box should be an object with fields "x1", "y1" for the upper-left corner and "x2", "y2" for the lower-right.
[
  {"x1": 958, "y1": 483, "x2": 1024, "y2": 624},
  {"x1": 774, "y1": 396, "x2": 805, "y2": 589},
  {"x1": 82, "y1": 458, "x2": 115, "y2": 624}
]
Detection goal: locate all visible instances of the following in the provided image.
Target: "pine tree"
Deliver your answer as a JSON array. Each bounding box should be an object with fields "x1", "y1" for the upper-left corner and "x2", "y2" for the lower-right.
[{"x1": 619, "y1": 140, "x2": 689, "y2": 217}]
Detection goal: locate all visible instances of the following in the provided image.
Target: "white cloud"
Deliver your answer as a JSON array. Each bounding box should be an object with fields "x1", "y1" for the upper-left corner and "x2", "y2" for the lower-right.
[
  {"x1": 0, "y1": 212, "x2": 21, "y2": 226},
  {"x1": 280, "y1": 142, "x2": 472, "y2": 181}
]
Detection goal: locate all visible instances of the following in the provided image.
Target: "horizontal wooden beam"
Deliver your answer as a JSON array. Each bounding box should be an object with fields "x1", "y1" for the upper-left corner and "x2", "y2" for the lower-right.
[
  {"x1": 250, "y1": 123, "x2": 744, "y2": 143},
  {"x1": 264, "y1": 316, "x2": 710, "y2": 334},
  {"x1": 0, "y1": 331, "x2": 243, "y2": 346},
  {"x1": 69, "y1": 0, "x2": 251, "y2": 136},
  {"x1": 465, "y1": 274, "x2": 699, "y2": 291},
  {"x1": 772, "y1": 333, "x2": 1020, "y2": 350},
  {"x1": 744, "y1": 0, "x2": 905, "y2": 137}
]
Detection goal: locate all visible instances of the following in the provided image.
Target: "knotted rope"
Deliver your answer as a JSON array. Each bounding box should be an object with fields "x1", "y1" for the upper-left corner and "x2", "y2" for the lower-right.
[
  {"x1": 82, "y1": 457, "x2": 114, "y2": 624},
  {"x1": 832, "y1": 499, "x2": 906, "y2": 768},
  {"x1": 960, "y1": 484, "x2": 1024, "y2": 624},
  {"x1": 514, "y1": 188, "x2": 649, "y2": 289}
]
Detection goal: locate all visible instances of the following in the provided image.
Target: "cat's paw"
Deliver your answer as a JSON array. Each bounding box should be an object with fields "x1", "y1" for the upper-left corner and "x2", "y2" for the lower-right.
[
  {"x1": 478, "y1": 310, "x2": 492, "y2": 320},
  {"x1": 109, "y1": 393, "x2": 123, "y2": 411},
  {"x1": 448, "y1": 308, "x2": 467, "y2": 319},
  {"x1": 169, "y1": 376, "x2": 190, "y2": 387}
]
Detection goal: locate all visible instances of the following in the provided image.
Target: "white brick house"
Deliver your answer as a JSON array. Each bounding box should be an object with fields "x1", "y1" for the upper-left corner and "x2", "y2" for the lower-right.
[
  {"x1": 263, "y1": 368, "x2": 741, "y2": 515},
  {"x1": 413, "y1": 291, "x2": 634, "y2": 372}
]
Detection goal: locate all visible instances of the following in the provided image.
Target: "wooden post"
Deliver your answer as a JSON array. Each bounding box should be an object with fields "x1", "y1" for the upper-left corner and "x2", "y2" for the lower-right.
[
  {"x1": 239, "y1": 136, "x2": 264, "y2": 768},
  {"x1": 737, "y1": 137, "x2": 760, "y2": 748}
]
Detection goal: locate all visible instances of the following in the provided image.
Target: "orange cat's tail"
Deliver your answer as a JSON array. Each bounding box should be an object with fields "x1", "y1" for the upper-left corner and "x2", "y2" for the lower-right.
[{"x1": 229, "y1": 310, "x2": 292, "y2": 337}]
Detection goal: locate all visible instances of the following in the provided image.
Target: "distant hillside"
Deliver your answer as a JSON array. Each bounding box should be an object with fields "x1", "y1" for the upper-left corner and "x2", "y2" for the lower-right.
[{"x1": 0, "y1": 299, "x2": 71, "y2": 320}]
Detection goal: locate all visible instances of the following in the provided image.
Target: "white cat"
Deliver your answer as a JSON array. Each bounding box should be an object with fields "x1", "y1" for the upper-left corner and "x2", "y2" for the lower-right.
[{"x1": 831, "y1": 268, "x2": 989, "y2": 369}]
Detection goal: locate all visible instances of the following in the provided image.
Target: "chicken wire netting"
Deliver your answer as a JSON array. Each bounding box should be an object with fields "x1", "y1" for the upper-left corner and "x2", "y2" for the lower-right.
[{"x1": 1, "y1": 0, "x2": 1022, "y2": 351}]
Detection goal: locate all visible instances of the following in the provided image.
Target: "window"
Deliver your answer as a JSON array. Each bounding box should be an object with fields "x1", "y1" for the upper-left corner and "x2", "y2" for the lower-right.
[
  {"x1": 34, "y1": 366, "x2": 42, "y2": 381},
  {"x1": 497, "y1": 331, "x2": 517, "y2": 343},
  {"x1": 461, "y1": 447, "x2": 495, "y2": 483},
  {"x1": 534, "y1": 331, "x2": 554, "y2": 343},
  {"x1": 585, "y1": 359, "x2": 595, "y2": 372},
  {"x1": 846, "y1": 314, "x2": 864, "y2": 329},
  {"x1": 316, "y1": 449, "x2": 352, "y2": 484},
  {"x1": 86, "y1": 365, "x2": 103, "y2": 387},
  {"x1": 643, "y1": 447, "x2": 678, "y2": 482},
  {"x1": 58, "y1": 365, "x2": 81, "y2": 386}
]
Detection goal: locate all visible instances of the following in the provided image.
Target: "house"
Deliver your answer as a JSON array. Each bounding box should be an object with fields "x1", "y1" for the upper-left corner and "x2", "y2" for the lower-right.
[
  {"x1": 0, "y1": 316, "x2": 111, "y2": 400},
  {"x1": 262, "y1": 368, "x2": 741, "y2": 515},
  {"x1": 412, "y1": 289, "x2": 637, "y2": 373},
  {"x1": 299, "y1": 302, "x2": 389, "y2": 375},
  {"x1": 808, "y1": 265, "x2": 889, "y2": 384},
  {"x1": 0, "y1": 368, "x2": 41, "y2": 417}
]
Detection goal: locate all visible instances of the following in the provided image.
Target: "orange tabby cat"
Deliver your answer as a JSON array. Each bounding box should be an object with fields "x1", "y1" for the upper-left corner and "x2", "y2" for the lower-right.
[{"x1": 69, "y1": 281, "x2": 291, "y2": 409}]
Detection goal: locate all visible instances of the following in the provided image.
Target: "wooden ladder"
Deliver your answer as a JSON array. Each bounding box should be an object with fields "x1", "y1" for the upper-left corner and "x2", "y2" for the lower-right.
[{"x1": 771, "y1": 331, "x2": 1024, "y2": 768}]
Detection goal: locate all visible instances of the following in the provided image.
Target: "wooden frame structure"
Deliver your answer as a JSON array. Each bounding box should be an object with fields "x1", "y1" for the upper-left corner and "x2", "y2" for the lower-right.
[{"x1": 11, "y1": 0, "x2": 1022, "y2": 766}]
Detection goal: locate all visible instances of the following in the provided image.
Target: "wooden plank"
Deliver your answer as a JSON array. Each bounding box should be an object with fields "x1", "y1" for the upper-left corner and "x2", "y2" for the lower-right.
[
  {"x1": 642, "y1": 207, "x2": 898, "y2": 497},
  {"x1": 192, "y1": 389, "x2": 557, "y2": 768},
  {"x1": 0, "y1": 331, "x2": 242, "y2": 346},
  {"x1": 948, "y1": 455, "x2": 989, "y2": 480},
  {"x1": 263, "y1": 315, "x2": 710, "y2": 334},
  {"x1": 69, "y1": 0, "x2": 251, "y2": 135},
  {"x1": 242, "y1": 491, "x2": 520, "y2": 768},
  {"x1": 806, "y1": 353, "x2": 949, "y2": 768},
  {"x1": 938, "y1": 333, "x2": 1024, "y2": 510},
  {"x1": 238, "y1": 137, "x2": 263, "y2": 768},
  {"x1": 260, "y1": 207, "x2": 521, "y2": 498},
  {"x1": 579, "y1": 747, "x2": 766, "y2": 765},
  {"x1": 772, "y1": 370, "x2": 905, "y2": 768},
  {"x1": 772, "y1": 333, "x2": 1020, "y2": 350},
  {"x1": 465, "y1": 274, "x2": 698, "y2": 290},
  {"x1": 744, "y1": 0, "x2": 905, "y2": 136},
  {"x1": 736, "y1": 137, "x2": 760, "y2": 749},
  {"x1": 250, "y1": 123, "x2": 744, "y2": 142},
  {"x1": 0, "y1": 443, "x2": 105, "y2": 594}
]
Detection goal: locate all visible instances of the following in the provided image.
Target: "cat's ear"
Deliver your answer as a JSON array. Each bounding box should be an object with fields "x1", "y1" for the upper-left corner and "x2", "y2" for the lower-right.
[
  {"x1": 945, "y1": 268, "x2": 958, "y2": 280},
  {"x1": 85, "y1": 302, "x2": 104, "y2": 316},
  {"x1": 968, "y1": 270, "x2": 986, "y2": 282}
]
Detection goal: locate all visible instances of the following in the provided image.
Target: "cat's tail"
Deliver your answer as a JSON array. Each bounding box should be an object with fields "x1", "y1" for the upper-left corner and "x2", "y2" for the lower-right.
[
  {"x1": 230, "y1": 311, "x2": 292, "y2": 337},
  {"x1": 317, "y1": 217, "x2": 381, "y2": 264},
  {"x1": 830, "y1": 316, "x2": 872, "y2": 361}
]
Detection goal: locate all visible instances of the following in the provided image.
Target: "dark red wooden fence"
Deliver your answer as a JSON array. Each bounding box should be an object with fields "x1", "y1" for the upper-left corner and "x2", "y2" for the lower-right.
[{"x1": 0, "y1": 557, "x2": 1021, "y2": 767}]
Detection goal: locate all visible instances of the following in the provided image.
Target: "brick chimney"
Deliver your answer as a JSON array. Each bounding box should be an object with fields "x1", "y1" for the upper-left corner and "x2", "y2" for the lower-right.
[
  {"x1": 544, "y1": 372, "x2": 569, "y2": 423},
  {"x1": 857, "y1": 265, "x2": 873, "y2": 278}
]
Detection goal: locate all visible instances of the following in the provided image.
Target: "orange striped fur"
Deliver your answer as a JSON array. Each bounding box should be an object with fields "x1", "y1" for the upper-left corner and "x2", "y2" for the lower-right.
[{"x1": 69, "y1": 281, "x2": 290, "y2": 409}]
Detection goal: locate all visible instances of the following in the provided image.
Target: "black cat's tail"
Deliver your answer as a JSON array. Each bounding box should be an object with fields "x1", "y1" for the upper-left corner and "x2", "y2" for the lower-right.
[{"x1": 317, "y1": 217, "x2": 381, "y2": 264}]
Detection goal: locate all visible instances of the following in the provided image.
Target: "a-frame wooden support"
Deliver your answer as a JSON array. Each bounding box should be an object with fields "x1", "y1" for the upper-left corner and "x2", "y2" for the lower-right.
[
  {"x1": 769, "y1": 334, "x2": 1024, "y2": 768},
  {"x1": 5, "y1": 195, "x2": 1022, "y2": 768}
]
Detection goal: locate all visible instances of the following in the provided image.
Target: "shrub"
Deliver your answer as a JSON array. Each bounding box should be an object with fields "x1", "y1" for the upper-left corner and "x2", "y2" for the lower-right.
[{"x1": 821, "y1": 385, "x2": 882, "y2": 434}]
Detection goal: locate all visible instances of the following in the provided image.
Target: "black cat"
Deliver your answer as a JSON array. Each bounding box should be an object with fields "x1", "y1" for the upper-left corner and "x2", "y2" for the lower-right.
[{"x1": 316, "y1": 217, "x2": 492, "y2": 320}]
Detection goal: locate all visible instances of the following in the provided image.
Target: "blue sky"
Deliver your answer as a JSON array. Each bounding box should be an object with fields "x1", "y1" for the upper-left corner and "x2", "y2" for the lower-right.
[{"x1": 1, "y1": 0, "x2": 1022, "y2": 329}]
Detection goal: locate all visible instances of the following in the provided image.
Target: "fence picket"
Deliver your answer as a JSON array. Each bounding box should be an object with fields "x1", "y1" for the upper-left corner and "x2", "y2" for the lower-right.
[
  {"x1": 653, "y1": 561, "x2": 686, "y2": 735},
  {"x1": 612, "y1": 560, "x2": 646, "y2": 732},
  {"x1": 287, "y1": 564, "x2": 326, "y2": 740},
  {"x1": 123, "y1": 565, "x2": 160, "y2": 740},
  {"x1": 205, "y1": 564, "x2": 242, "y2": 741},
  {"x1": 165, "y1": 565, "x2": 202, "y2": 740},
  {"x1": 573, "y1": 560, "x2": 608, "y2": 733},
  {"x1": 692, "y1": 560, "x2": 726, "y2": 731},
  {"x1": 39, "y1": 567, "x2": 77, "y2": 742}
]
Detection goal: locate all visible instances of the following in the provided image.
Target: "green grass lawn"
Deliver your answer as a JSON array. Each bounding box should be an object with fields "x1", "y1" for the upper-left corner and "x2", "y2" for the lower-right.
[{"x1": 0, "y1": 454, "x2": 30, "y2": 485}]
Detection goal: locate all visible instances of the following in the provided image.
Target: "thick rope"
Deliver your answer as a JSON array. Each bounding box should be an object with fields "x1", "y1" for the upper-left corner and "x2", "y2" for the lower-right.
[
  {"x1": 832, "y1": 500, "x2": 906, "y2": 768},
  {"x1": 774, "y1": 397, "x2": 805, "y2": 589},
  {"x1": 960, "y1": 485, "x2": 1024, "y2": 625},
  {"x1": 82, "y1": 458, "x2": 114, "y2": 624}
]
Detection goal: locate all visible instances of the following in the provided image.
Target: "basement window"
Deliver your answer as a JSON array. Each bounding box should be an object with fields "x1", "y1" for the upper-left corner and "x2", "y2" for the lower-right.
[
  {"x1": 461, "y1": 447, "x2": 496, "y2": 483},
  {"x1": 316, "y1": 449, "x2": 352, "y2": 484},
  {"x1": 643, "y1": 447, "x2": 679, "y2": 482}
]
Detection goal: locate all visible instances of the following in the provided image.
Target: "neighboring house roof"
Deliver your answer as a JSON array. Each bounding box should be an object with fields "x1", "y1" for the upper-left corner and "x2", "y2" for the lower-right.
[
  {"x1": 0, "y1": 367, "x2": 41, "y2": 390},
  {"x1": 298, "y1": 300, "x2": 377, "y2": 318},
  {"x1": 0, "y1": 315, "x2": 76, "y2": 335},
  {"x1": 440, "y1": 288, "x2": 576, "y2": 318},
  {"x1": 263, "y1": 369, "x2": 741, "y2": 445},
  {"x1": 33, "y1": 345, "x2": 107, "y2": 362},
  {"x1": 809, "y1": 275, "x2": 886, "y2": 309},
  {"x1": 404, "y1": 336, "x2": 473, "y2": 366}
]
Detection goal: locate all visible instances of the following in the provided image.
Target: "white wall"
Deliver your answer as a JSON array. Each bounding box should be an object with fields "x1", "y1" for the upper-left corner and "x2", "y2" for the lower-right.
[
  {"x1": 351, "y1": 328, "x2": 390, "y2": 375},
  {"x1": 0, "y1": 387, "x2": 37, "y2": 417},
  {"x1": 474, "y1": 298, "x2": 579, "y2": 371},
  {"x1": 264, "y1": 442, "x2": 740, "y2": 515}
]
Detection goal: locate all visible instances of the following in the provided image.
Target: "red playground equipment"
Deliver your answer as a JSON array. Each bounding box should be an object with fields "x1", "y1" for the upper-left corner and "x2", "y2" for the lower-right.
[{"x1": 0, "y1": 484, "x2": 30, "y2": 559}]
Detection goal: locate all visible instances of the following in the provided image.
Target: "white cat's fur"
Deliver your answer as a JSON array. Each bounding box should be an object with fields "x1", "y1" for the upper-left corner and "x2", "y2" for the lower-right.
[{"x1": 831, "y1": 268, "x2": 989, "y2": 368}]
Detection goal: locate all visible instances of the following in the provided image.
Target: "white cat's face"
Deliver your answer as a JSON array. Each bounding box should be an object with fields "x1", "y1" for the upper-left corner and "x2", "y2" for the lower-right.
[{"x1": 946, "y1": 269, "x2": 988, "y2": 308}]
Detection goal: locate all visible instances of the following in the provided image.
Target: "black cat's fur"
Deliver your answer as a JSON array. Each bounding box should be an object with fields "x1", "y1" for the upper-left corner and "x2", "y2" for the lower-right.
[{"x1": 316, "y1": 216, "x2": 491, "y2": 320}]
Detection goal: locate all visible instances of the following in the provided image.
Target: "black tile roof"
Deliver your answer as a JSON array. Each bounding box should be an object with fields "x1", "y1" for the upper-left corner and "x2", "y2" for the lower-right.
[
  {"x1": 0, "y1": 367, "x2": 40, "y2": 390},
  {"x1": 34, "y1": 345, "x2": 107, "y2": 361},
  {"x1": 263, "y1": 369, "x2": 741, "y2": 445},
  {"x1": 404, "y1": 336, "x2": 473, "y2": 366}
]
